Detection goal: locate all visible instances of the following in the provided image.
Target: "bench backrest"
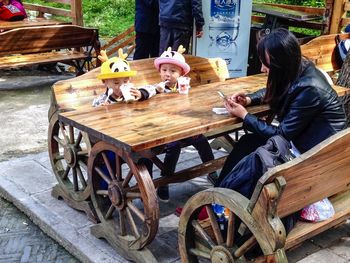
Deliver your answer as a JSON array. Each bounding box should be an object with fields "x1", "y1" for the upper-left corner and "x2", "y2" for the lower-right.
[
  {"x1": 301, "y1": 33, "x2": 350, "y2": 73},
  {"x1": 0, "y1": 25, "x2": 98, "y2": 56},
  {"x1": 23, "y1": 0, "x2": 83, "y2": 26},
  {"x1": 251, "y1": 128, "x2": 350, "y2": 218},
  {"x1": 51, "y1": 55, "x2": 229, "y2": 111}
]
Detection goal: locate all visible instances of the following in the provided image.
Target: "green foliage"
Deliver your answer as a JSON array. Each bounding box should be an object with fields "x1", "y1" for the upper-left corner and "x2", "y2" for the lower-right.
[{"x1": 254, "y1": 0, "x2": 324, "y2": 8}]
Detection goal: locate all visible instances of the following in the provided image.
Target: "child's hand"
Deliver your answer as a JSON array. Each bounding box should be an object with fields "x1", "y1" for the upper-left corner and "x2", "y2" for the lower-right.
[
  {"x1": 130, "y1": 87, "x2": 142, "y2": 100},
  {"x1": 156, "y1": 82, "x2": 166, "y2": 93}
]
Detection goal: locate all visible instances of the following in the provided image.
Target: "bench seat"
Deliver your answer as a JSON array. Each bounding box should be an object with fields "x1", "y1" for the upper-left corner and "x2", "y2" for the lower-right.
[
  {"x1": 0, "y1": 50, "x2": 90, "y2": 69},
  {"x1": 286, "y1": 190, "x2": 350, "y2": 250}
]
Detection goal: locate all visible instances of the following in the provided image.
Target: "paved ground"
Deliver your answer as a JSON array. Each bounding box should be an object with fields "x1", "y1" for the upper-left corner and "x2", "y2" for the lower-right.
[{"x1": 0, "y1": 67, "x2": 350, "y2": 262}]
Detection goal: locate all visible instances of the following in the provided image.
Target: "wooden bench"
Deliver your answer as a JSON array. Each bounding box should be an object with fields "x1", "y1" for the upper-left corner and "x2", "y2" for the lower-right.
[
  {"x1": 301, "y1": 32, "x2": 350, "y2": 79},
  {"x1": 0, "y1": 25, "x2": 101, "y2": 75},
  {"x1": 178, "y1": 128, "x2": 350, "y2": 262},
  {"x1": 0, "y1": 0, "x2": 83, "y2": 32}
]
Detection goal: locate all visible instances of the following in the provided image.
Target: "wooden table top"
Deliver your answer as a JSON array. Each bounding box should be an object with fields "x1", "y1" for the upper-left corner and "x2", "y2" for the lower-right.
[
  {"x1": 59, "y1": 74, "x2": 349, "y2": 152},
  {"x1": 252, "y1": 3, "x2": 320, "y2": 22},
  {"x1": 0, "y1": 18, "x2": 69, "y2": 31},
  {"x1": 59, "y1": 74, "x2": 268, "y2": 152}
]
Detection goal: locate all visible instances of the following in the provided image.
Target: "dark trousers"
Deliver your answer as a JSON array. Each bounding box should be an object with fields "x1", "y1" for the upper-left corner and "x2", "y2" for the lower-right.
[
  {"x1": 161, "y1": 135, "x2": 214, "y2": 176},
  {"x1": 159, "y1": 26, "x2": 191, "y2": 55},
  {"x1": 133, "y1": 31, "x2": 160, "y2": 60},
  {"x1": 216, "y1": 133, "x2": 267, "y2": 186}
]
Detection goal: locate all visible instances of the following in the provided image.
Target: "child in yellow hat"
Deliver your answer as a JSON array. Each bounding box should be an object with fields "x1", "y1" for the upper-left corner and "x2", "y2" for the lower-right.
[{"x1": 92, "y1": 49, "x2": 156, "y2": 107}]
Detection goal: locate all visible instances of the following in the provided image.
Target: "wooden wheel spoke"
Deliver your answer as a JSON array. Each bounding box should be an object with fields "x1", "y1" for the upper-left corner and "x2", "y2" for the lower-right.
[
  {"x1": 69, "y1": 125, "x2": 74, "y2": 144},
  {"x1": 189, "y1": 248, "x2": 211, "y2": 259},
  {"x1": 96, "y1": 190, "x2": 108, "y2": 196},
  {"x1": 102, "y1": 152, "x2": 114, "y2": 179},
  {"x1": 53, "y1": 135, "x2": 65, "y2": 147},
  {"x1": 76, "y1": 166, "x2": 87, "y2": 188},
  {"x1": 234, "y1": 235, "x2": 257, "y2": 258},
  {"x1": 94, "y1": 166, "x2": 111, "y2": 185},
  {"x1": 62, "y1": 166, "x2": 70, "y2": 180},
  {"x1": 59, "y1": 122, "x2": 70, "y2": 144},
  {"x1": 105, "y1": 204, "x2": 115, "y2": 219},
  {"x1": 78, "y1": 160, "x2": 87, "y2": 170},
  {"x1": 126, "y1": 207, "x2": 140, "y2": 238},
  {"x1": 77, "y1": 149, "x2": 89, "y2": 156},
  {"x1": 226, "y1": 211, "x2": 235, "y2": 248},
  {"x1": 126, "y1": 191, "x2": 142, "y2": 200},
  {"x1": 74, "y1": 131, "x2": 83, "y2": 147},
  {"x1": 127, "y1": 201, "x2": 145, "y2": 222},
  {"x1": 122, "y1": 170, "x2": 133, "y2": 188},
  {"x1": 191, "y1": 220, "x2": 216, "y2": 249},
  {"x1": 119, "y1": 209, "x2": 127, "y2": 236},
  {"x1": 206, "y1": 205, "x2": 224, "y2": 245},
  {"x1": 115, "y1": 155, "x2": 122, "y2": 181},
  {"x1": 72, "y1": 168, "x2": 78, "y2": 191},
  {"x1": 54, "y1": 153, "x2": 64, "y2": 160}
]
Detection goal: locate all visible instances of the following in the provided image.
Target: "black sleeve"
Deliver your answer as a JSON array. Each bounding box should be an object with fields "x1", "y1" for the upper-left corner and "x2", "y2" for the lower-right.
[
  {"x1": 247, "y1": 88, "x2": 266, "y2": 106},
  {"x1": 192, "y1": 0, "x2": 205, "y2": 31},
  {"x1": 243, "y1": 86, "x2": 321, "y2": 141}
]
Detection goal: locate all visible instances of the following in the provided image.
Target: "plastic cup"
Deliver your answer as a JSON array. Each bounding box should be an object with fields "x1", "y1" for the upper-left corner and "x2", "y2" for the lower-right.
[
  {"x1": 120, "y1": 83, "x2": 135, "y2": 102},
  {"x1": 177, "y1": 76, "x2": 191, "y2": 94}
]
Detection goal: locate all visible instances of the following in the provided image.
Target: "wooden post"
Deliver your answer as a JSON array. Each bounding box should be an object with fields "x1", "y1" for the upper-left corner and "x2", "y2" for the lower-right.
[
  {"x1": 330, "y1": 0, "x2": 345, "y2": 33},
  {"x1": 71, "y1": 0, "x2": 83, "y2": 26}
]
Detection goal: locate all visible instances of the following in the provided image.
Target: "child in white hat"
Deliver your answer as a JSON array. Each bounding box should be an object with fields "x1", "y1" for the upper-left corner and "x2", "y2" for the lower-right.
[
  {"x1": 153, "y1": 46, "x2": 217, "y2": 202},
  {"x1": 92, "y1": 49, "x2": 156, "y2": 107}
]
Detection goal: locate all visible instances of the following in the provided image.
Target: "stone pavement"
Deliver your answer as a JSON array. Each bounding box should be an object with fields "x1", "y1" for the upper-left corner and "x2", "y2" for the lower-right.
[{"x1": 0, "y1": 148, "x2": 350, "y2": 262}]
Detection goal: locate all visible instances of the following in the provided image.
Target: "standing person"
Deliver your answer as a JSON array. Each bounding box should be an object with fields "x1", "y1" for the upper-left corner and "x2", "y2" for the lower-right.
[
  {"x1": 153, "y1": 46, "x2": 217, "y2": 201},
  {"x1": 158, "y1": 0, "x2": 204, "y2": 55},
  {"x1": 216, "y1": 28, "x2": 346, "y2": 192},
  {"x1": 133, "y1": 0, "x2": 160, "y2": 60}
]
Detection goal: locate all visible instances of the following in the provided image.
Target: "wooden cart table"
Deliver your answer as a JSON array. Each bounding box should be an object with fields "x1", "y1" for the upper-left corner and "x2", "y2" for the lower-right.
[
  {"x1": 54, "y1": 70, "x2": 349, "y2": 261},
  {"x1": 55, "y1": 74, "x2": 267, "y2": 258}
]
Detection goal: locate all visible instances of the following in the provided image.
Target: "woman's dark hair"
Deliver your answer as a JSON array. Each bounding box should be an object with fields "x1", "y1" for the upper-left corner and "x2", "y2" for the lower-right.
[{"x1": 257, "y1": 28, "x2": 301, "y2": 115}]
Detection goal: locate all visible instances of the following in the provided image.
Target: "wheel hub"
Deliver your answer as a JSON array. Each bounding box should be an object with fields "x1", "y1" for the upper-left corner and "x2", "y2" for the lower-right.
[
  {"x1": 63, "y1": 145, "x2": 78, "y2": 167},
  {"x1": 108, "y1": 181, "x2": 125, "y2": 208},
  {"x1": 211, "y1": 246, "x2": 235, "y2": 263}
]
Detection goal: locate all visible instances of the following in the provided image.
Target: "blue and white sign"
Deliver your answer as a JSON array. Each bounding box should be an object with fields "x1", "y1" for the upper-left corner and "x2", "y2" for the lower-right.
[{"x1": 194, "y1": 0, "x2": 252, "y2": 78}]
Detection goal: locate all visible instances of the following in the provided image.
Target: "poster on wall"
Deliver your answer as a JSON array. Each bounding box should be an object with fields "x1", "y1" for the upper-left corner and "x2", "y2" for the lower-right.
[{"x1": 194, "y1": 0, "x2": 253, "y2": 78}]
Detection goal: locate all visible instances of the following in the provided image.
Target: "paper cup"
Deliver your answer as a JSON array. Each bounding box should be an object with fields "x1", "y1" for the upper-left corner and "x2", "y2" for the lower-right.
[
  {"x1": 177, "y1": 77, "x2": 191, "y2": 94},
  {"x1": 120, "y1": 83, "x2": 135, "y2": 102}
]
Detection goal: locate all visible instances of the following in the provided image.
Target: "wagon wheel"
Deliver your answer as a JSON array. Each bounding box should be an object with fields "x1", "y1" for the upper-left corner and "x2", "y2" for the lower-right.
[
  {"x1": 89, "y1": 141, "x2": 159, "y2": 250},
  {"x1": 48, "y1": 114, "x2": 92, "y2": 202},
  {"x1": 178, "y1": 188, "x2": 286, "y2": 262}
]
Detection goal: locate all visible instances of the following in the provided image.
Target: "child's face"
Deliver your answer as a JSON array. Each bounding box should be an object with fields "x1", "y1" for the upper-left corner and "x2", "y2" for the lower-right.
[
  {"x1": 159, "y1": 64, "x2": 182, "y2": 86},
  {"x1": 104, "y1": 77, "x2": 130, "y2": 97}
]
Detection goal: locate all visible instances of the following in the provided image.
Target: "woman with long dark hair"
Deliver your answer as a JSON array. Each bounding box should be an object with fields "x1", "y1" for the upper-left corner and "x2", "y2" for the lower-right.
[{"x1": 216, "y1": 28, "x2": 346, "y2": 188}]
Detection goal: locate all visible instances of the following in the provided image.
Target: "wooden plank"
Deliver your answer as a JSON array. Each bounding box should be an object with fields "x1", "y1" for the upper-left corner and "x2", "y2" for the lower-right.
[
  {"x1": 0, "y1": 51, "x2": 88, "y2": 69},
  {"x1": 23, "y1": 3, "x2": 71, "y2": 17},
  {"x1": 0, "y1": 18, "x2": 69, "y2": 31},
  {"x1": 0, "y1": 25, "x2": 97, "y2": 55},
  {"x1": 58, "y1": 75, "x2": 269, "y2": 152},
  {"x1": 285, "y1": 190, "x2": 350, "y2": 249}
]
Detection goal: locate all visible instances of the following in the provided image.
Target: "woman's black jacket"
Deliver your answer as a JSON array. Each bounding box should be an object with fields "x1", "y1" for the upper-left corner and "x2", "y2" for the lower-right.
[{"x1": 245, "y1": 61, "x2": 346, "y2": 153}]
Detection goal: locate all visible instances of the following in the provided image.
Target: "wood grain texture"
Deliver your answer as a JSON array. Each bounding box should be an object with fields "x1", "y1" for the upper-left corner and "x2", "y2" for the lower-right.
[
  {"x1": 0, "y1": 25, "x2": 100, "y2": 72},
  {"x1": 59, "y1": 74, "x2": 269, "y2": 152}
]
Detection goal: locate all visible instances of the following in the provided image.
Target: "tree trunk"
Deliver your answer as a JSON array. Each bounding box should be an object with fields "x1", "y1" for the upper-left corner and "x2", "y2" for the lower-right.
[{"x1": 336, "y1": 50, "x2": 350, "y2": 127}]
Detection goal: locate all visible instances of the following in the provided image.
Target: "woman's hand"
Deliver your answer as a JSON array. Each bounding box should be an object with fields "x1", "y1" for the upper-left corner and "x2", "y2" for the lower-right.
[
  {"x1": 228, "y1": 91, "x2": 251, "y2": 106},
  {"x1": 130, "y1": 88, "x2": 142, "y2": 100},
  {"x1": 224, "y1": 98, "x2": 248, "y2": 119}
]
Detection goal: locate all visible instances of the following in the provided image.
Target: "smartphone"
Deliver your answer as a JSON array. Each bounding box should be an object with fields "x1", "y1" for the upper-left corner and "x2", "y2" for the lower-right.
[{"x1": 217, "y1": 91, "x2": 227, "y2": 101}]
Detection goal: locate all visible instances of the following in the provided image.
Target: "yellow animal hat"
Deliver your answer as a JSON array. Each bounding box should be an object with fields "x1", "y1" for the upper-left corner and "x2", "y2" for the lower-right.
[{"x1": 97, "y1": 49, "x2": 137, "y2": 80}]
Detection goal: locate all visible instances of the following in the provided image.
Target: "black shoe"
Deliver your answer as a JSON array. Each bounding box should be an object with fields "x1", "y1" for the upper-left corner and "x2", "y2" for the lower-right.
[
  {"x1": 207, "y1": 172, "x2": 219, "y2": 186},
  {"x1": 157, "y1": 186, "x2": 169, "y2": 202}
]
